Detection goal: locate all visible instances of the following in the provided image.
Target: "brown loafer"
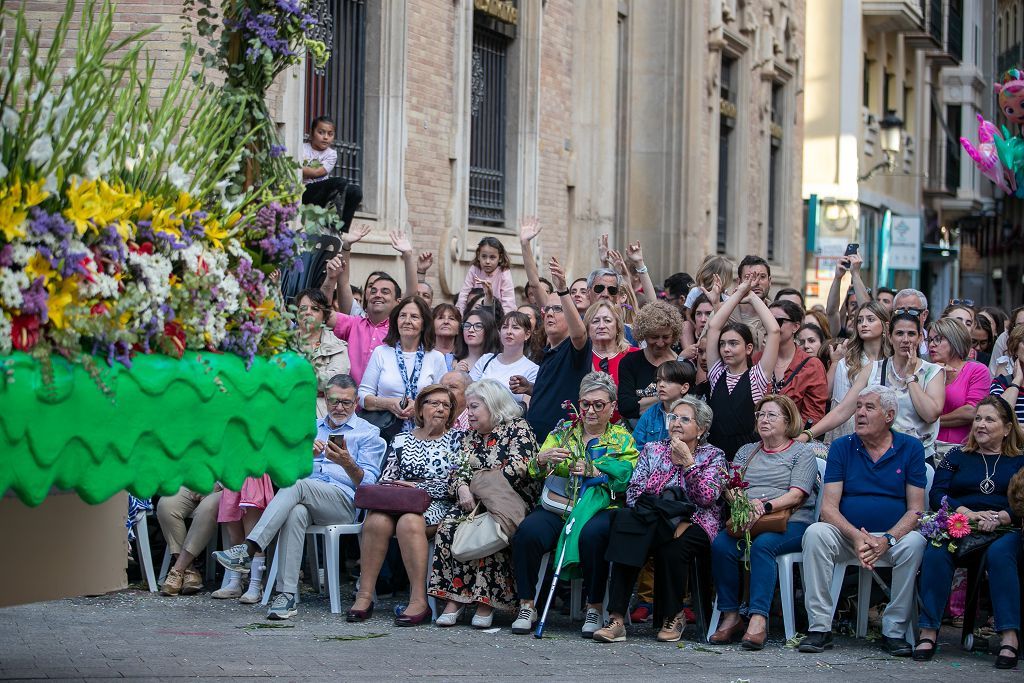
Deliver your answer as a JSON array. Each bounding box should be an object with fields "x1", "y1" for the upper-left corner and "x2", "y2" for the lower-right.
[
  {"x1": 708, "y1": 618, "x2": 746, "y2": 644},
  {"x1": 160, "y1": 568, "x2": 183, "y2": 596},
  {"x1": 740, "y1": 628, "x2": 767, "y2": 650},
  {"x1": 180, "y1": 569, "x2": 204, "y2": 595}
]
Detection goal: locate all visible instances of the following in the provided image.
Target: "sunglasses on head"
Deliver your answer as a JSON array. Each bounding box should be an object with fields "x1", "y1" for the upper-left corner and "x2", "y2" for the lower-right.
[
  {"x1": 893, "y1": 307, "x2": 924, "y2": 317},
  {"x1": 592, "y1": 284, "x2": 620, "y2": 296},
  {"x1": 949, "y1": 298, "x2": 975, "y2": 307}
]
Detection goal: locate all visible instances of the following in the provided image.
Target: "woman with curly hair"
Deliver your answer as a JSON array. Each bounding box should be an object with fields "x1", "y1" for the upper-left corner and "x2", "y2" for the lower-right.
[{"x1": 616, "y1": 301, "x2": 685, "y2": 423}]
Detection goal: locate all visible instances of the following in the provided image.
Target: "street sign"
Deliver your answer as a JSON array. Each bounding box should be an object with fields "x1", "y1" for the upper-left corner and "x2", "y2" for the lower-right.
[{"x1": 889, "y1": 216, "x2": 921, "y2": 270}]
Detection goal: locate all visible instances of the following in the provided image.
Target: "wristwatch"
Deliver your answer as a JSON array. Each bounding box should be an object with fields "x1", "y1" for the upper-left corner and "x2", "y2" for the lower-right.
[
  {"x1": 556, "y1": 288, "x2": 570, "y2": 297},
  {"x1": 906, "y1": 374, "x2": 919, "y2": 384},
  {"x1": 762, "y1": 501, "x2": 774, "y2": 514},
  {"x1": 634, "y1": 265, "x2": 649, "y2": 274},
  {"x1": 883, "y1": 533, "x2": 896, "y2": 548}
]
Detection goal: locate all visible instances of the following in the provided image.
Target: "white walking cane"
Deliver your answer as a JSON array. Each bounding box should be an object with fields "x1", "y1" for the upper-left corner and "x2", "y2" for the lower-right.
[{"x1": 534, "y1": 517, "x2": 575, "y2": 639}]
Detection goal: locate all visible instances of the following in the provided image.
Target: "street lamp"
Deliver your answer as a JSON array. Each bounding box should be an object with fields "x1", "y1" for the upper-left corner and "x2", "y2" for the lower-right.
[{"x1": 859, "y1": 110, "x2": 905, "y2": 180}]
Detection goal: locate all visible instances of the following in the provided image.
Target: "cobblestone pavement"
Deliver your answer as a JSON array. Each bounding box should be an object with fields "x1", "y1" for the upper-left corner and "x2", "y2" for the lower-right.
[{"x1": 0, "y1": 584, "x2": 1017, "y2": 682}]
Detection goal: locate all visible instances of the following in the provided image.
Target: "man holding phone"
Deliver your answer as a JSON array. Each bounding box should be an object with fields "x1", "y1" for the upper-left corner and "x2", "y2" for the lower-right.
[{"x1": 214, "y1": 373, "x2": 386, "y2": 620}]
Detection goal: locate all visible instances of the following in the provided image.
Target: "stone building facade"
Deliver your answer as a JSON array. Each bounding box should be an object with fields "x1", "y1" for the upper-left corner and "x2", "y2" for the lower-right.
[{"x1": 22, "y1": 0, "x2": 807, "y2": 297}]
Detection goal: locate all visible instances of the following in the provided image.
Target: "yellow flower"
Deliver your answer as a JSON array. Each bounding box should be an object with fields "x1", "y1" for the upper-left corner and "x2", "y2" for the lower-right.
[
  {"x1": 174, "y1": 192, "x2": 199, "y2": 216},
  {"x1": 254, "y1": 298, "x2": 278, "y2": 320},
  {"x1": 204, "y1": 218, "x2": 230, "y2": 249},
  {"x1": 46, "y1": 278, "x2": 78, "y2": 329},
  {"x1": 150, "y1": 207, "x2": 182, "y2": 240},
  {"x1": 96, "y1": 181, "x2": 141, "y2": 230},
  {"x1": 63, "y1": 178, "x2": 103, "y2": 235},
  {"x1": 23, "y1": 179, "x2": 49, "y2": 208},
  {"x1": 0, "y1": 187, "x2": 27, "y2": 241},
  {"x1": 25, "y1": 253, "x2": 56, "y2": 285}
]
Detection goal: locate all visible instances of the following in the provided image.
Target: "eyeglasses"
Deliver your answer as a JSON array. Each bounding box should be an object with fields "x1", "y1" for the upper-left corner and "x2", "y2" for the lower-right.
[
  {"x1": 592, "y1": 284, "x2": 620, "y2": 296},
  {"x1": 949, "y1": 298, "x2": 975, "y2": 307},
  {"x1": 542, "y1": 305, "x2": 564, "y2": 315},
  {"x1": 326, "y1": 398, "x2": 355, "y2": 408},
  {"x1": 580, "y1": 399, "x2": 611, "y2": 413},
  {"x1": 927, "y1": 335, "x2": 946, "y2": 346},
  {"x1": 297, "y1": 305, "x2": 321, "y2": 313},
  {"x1": 422, "y1": 399, "x2": 452, "y2": 410},
  {"x1": 893, "y1": 307, "x2": 924, "y2": 317},
  {"x1": 598, "y1": 357, "x2": 610, "y2": 372},
  {"x1": 462, "y1": 322, "x2": 484, "y2": 331},
  {"x1": 754, "y1": 411, "x2": 784, "y2": 422},
  {"x1": 774, "y1": 317, "x2": 797, "y2": 327},
  {"x1": 665, "y1": 414, "x2": 693, "y2": 424}
]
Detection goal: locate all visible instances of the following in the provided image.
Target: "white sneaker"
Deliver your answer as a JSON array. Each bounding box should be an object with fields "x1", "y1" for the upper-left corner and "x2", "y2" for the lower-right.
[
  {"x1": 581, "y1": 608, "x2": 602, "y2": 638},
  {"x1": 211, "y1": 582, "x2": 243, "y2": 599},
  {"x1": 511, "y1": 605, "x2": 537, "y2": 635},
  {"x1": 239, "y1": 584, "x2": 262, "y2": 604}
]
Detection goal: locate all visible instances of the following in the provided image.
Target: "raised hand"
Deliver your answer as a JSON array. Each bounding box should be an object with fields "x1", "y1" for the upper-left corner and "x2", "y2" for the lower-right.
[
  {"x1": 417, "y1": 251, "x2": 434, "y2": 274},
  {"x1": 549, "y1": 256, "x2": 568, "y2": 292},
  {"x1": 834, "y1": 257, "x2": 850, "y2": 280},
  {"x1": 519, "y1": 216, "x2": 542, "y2": 242},
  {"x1": 607, "y1": 248, "x2": 629, "y2": 279},
  {"x1": 700, "y1": 273, "x2": 723, "y2": 306},
  {"x1": 626, "y1": 240, "x2": 645, "y2": 266},
  {"x1": 324, "y1": 255, "x2": 345, "y2": 282},
  {"x1": 474, "y1": 275, "x2": 494, "y2": 301},
  {"x1": 346, "y1": 222, "x2": 372, "y2": 246},
  {"x1": 848, "y1": 253, "x2": 864, "y2": 272},
  {"x1": 598, "y1": 234, "x2": 610, "y2": 266},
  {"x1": 389, "y1": 229, "x2": 412, "y2": 255}
]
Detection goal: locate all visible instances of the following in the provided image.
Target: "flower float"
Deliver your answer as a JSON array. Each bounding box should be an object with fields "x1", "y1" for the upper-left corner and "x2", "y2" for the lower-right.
[{"x1": 0, "y1": 0, "x2": 328, "y2": 506}]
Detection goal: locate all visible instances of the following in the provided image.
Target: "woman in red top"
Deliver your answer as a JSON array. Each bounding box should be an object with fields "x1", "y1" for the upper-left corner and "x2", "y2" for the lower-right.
[{"x1": 587, "y1": 300, "x2": 638, "y2": 386}]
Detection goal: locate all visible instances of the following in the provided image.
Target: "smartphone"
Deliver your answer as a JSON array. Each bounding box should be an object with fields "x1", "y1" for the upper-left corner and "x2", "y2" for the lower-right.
[
  {"x1": 329, "y1": 434, "x2": 347, "y2": 450},
  {"x1": 845, "y1": 243, "x2": 859, "y2": 256}
]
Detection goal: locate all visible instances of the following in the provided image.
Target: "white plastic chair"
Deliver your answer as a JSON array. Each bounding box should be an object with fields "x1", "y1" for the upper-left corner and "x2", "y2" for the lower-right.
[
  {"x1": 132, "y1": 513, "x2": 158, "y2": 593},
  {"x1": 158, "y1": 523, "x2": 228, "y2": 586},
  {"x1": 261, "y1": 521, "x2": 363, "y2": 614},
  {"x1": 707, "y1": 457, "x2": 828, "y2": 641}
]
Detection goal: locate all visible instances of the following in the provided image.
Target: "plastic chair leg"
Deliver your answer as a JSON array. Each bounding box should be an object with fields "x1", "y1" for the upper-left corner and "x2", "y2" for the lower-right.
[
  {"x1": 134, "y1": 515, "x2": 158, "y2": 593},
  {"x1": 325, "y1": 530, "x2": 342, "y2": 614},
  {"x1": 856, "y1": 567, "x2": 873, "y2": 638},
  {"x1": 570, "y1": 578, "x2": 584, "y2": 622},
  {"x1": 533, "y1": 553, "x2": 551, "y2": 604},
  {"x1": 307, "y1": 535, "x2": 322, "y2": 594},
  {"x1": 776, "y1": 554, "x2": 798, "y2": 642},
  {"x1": 706, "y1": 597, "x2": 722, "y2": 642},
  {"x1": 158, "y1": 548, "x2": 171, "y2": 585},
  {"x1": 262, "y1": 544, "x2": 280, "y2": 606},
  {"x1": 204, "y1": 533, "x2": 218, "y2": 585}
]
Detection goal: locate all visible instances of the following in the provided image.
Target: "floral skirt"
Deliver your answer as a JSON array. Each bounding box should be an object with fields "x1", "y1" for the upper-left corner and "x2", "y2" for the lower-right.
[
  {"x1": 217, "y1": 474, "x2": 274, "y2": 522},
  {"x1": 427, "y1": 513, "x2": 517, "y2": 610}
]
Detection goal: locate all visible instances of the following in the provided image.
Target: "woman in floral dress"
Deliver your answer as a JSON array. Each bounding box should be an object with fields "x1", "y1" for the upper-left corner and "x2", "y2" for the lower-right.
[{"x1": 428, "y1": 379, "x2": 539, "y2": 626}]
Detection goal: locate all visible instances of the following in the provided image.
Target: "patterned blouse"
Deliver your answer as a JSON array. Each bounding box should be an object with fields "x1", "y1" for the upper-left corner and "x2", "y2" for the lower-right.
[
  {"x1": 625, "y1": 440, "x2": 726, "y2": 541},
  {"x1": 450, "y1": 418, "x2": 539, "y2": 504},
  {"x1": 383, "y1": 430, "x2": 464, "y2": 526}
]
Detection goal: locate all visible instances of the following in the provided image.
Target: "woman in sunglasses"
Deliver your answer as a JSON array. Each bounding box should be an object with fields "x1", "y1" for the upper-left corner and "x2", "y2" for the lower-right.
[
  {"x1": 801, "y1": 309, "x2": 945, "y2": 459},
  {"x1": 510, "y1": 372, "x2": 638, "y2": 638},
  {"x1": 704, "y1": 273, "x2": 781, "y2": 461}
]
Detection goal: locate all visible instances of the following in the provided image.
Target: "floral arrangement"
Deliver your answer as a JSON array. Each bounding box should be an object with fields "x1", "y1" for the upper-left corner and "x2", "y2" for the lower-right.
[
  {"x1": 722, "y1": 462, "x2": 755, "y2": 565},
  {"x1": 0, "y1": 0, "x2": 325, "y2": 376},
  {"x1": 917, "y1": 496, "x2": 1015, "y2": 553}
]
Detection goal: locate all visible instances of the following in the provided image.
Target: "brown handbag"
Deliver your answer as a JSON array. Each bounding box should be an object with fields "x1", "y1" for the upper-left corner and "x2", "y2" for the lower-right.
[
  {"x1": 354, "y1": 482, "x2": 431, "y2": 514},
  {"x1": 725, "y1": 444, "x2": 793, "y2": 539}
]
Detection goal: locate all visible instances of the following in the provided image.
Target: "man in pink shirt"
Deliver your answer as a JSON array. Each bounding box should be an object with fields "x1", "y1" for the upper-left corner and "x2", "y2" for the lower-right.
[{"x1": 327, "y1": 274, "x2": 401, "y2": 384}]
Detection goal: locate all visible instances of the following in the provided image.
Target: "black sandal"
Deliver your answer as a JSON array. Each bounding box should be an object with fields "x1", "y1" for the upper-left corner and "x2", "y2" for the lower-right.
[
  {"x1": 995, "y1": 644, "x2": 1019, "y2": 670},
  {"x1": 912, "y1": 637, "x2": 937, "y2": 661}
]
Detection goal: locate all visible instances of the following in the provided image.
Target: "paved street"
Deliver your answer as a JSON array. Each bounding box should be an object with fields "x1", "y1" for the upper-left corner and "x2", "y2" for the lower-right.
[{"x1": 0, "y1": 583, "x2": 1017, "y2": 682}]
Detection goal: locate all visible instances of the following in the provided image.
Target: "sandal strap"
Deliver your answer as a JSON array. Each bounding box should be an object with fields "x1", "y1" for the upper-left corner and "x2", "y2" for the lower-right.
[
  {"x1": 998, "y1": 644, "x2": 1019, "y2": 654},
  {"x1": 916, "y1": 637, "x2": 937, "y2": 646}
]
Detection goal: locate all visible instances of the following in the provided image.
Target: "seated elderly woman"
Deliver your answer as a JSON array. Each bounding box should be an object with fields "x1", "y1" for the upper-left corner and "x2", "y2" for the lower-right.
[
  {"x1": 914, "y1": 396, "x2": 1024, "y2": 668},
  {"x1": 592, "y1": 395, "x2": 724, "y2": 643},
  {"x1": 510, "y1": 371, "x2": 639, "y2": 638},
  {"x1": 928, "y1": 317, "x2": 992, "y2": 455},
  {"x1": 348, "y1": 385, "x2": 463, "y2": 626},
  {"x1": 428, "y1": 379, "x2": 539, "y2": 628},
  {"x1": 709, "y1": 394, "x2": 819, "y2": 650}
]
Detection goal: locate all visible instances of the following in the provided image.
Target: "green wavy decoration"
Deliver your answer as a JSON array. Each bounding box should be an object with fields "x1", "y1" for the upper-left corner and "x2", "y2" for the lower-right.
[{"x1": 0, "y1": 351, "x2": 316, "y2": 506}]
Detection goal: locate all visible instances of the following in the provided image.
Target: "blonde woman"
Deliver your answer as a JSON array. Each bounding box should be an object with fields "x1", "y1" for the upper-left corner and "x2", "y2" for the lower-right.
[{"x1": 586, "y1": 300, "x2": 638, "y2": 390}]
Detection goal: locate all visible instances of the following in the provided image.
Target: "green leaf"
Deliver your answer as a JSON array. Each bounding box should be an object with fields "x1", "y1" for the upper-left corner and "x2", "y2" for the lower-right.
[{"x1": 315, "y1": 633, "x2": 389, "y2": 642}]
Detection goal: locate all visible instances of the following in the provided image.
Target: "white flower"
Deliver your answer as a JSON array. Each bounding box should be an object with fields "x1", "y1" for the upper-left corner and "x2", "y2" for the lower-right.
[
  {"x1": 0, "y1": 269, "x2": 29, "y2": 308},
  {"x1": 0, "y1": 159, "x2": 7, "y2": 181},
  {"x1": 0, "y1": 314, "x2": 11, "y2": 356},
  {"x1": 167, "y1": 163, "x2": 189, "y2": 191},
  {"x1": 52, "y1": 95, "x2": 73, "y2": 128},
  {"x1": 43, "y1": 174, "x2": 57, "y2": 194},
  {"x1": 25, "y1": 134, "x2": 53, "y2": 167},
  {"x1": 1, "y1": 107, "x2": 17, "y2": 133},
  {"x1": 83, "y1": 153, "x2": 100, "y2": 179}
]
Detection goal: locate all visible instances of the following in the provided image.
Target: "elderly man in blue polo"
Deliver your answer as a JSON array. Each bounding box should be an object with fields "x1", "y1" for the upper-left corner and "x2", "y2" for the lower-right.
[
  {"x1": 214, "y1": 373, "x2": 386, "y2": 620},
  {"x1": 797, "y1": 384, "x2": 927, "y2": 656}
]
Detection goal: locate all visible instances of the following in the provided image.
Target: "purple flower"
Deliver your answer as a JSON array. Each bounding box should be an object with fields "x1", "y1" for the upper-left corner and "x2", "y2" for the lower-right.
[
  {"x1": 0, "y1": 244, "x2": 13, "y2": 268},
  {"x1": 27, "y1": 208, "x2": 73, "y2": 242},
  {"x1": 221, "y1": 319, "x2": 263, "y2": 369},
  {"x1": 20, "y1": 277, "x2": 49, "y2": 322},
  {"x1": 269, "y1": 144, "x2": 287, "y2": 158},
  {"x1": 275, "y1": 0, "x2": 302, "y2": 15}
]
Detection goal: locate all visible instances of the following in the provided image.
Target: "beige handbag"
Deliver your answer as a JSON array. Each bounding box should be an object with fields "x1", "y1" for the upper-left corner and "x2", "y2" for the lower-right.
[{"x1": 451, "y1": 503, "x2": 509, "y2": 562}]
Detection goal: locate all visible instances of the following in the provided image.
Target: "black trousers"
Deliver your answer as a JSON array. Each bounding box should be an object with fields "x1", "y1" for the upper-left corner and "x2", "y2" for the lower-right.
[
  {"x1": 301, "y1": 178, "x2": 362, "y2": 233},
  {"x1": 606, "y1": 523, "x2": 710, "y2": 625}
]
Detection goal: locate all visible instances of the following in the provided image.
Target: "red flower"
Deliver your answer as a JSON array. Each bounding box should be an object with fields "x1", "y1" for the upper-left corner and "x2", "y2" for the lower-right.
[
  {"x1": 163, "y1": 322, "x2": 186, "y2": 358},
  {"x1": 11, "y1": 314, "x2": 41, "y2": 351},
  {"x1": 90, "y1": 302, "x2": 109, "y2": 316},
  {"x1": 452, "y1": 577, "x2": 464, "y2": 588}
]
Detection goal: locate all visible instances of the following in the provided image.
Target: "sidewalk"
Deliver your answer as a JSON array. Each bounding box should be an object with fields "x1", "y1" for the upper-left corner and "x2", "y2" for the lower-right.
[{"x1": 0, "y1": 585, "x2": 1014, "y2": 682}]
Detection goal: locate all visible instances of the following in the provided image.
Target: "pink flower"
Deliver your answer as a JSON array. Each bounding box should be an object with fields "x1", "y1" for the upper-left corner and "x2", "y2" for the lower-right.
[{"x1": 947, "y1": 513, "x2": 971, "y2": 539}]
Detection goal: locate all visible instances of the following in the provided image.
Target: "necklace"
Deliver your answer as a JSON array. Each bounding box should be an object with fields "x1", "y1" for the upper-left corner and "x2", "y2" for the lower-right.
[{"x1": 980, "y1": 452, "x2": 1002, "y2": 495}]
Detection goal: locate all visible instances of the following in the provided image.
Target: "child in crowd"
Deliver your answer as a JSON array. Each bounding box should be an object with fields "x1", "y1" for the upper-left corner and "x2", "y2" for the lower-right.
[
  {"x1": 211, "y1": 475, "x2": 275, "y2": 603},
  {"x1": 631, "y1": 360, "x2": 695, "y2": 450},
  {"x1": 301, "y1": 115, "x2": 362, "y2": 233},
  {"x1": 455, "y1": 237, "x2": 517, "y2": 314}
]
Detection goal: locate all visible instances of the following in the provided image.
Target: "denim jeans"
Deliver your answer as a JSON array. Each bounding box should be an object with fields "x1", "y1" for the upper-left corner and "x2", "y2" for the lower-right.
[
  {"x1": 918, "y1": 530, "x2": 1021, "y2": 632},
  {"x1": 711, "y1": 521, "x2": 809, "y2": 617}
]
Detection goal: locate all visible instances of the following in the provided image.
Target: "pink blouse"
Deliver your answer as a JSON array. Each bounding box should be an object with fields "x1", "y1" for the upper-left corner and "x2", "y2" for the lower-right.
[{"x1": 938, "y1": 360, "x2": 991, "y2": 445}]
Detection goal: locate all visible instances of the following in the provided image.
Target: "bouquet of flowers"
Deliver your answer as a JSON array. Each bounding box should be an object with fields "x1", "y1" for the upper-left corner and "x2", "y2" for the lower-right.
[
  {"x1": 917, "y1": 496, "x2": 1015, "y2": 554},
  {"x1": 721, "y1": 462, "x2": 754, "y2": 565}
]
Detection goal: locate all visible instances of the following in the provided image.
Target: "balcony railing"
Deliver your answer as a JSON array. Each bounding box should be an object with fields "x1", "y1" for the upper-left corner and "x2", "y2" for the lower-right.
[{"x1": 998, "y1": 44, "x2": 1023, "y2": 75}]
